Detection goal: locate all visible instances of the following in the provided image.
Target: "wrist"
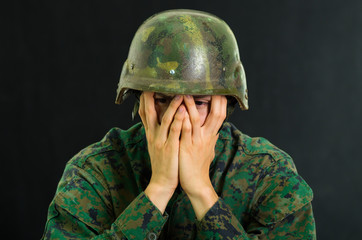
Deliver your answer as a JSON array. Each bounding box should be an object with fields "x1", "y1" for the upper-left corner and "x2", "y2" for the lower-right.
[
  {"x1": 186, "y1": 184, "x2": 218, "y2": 220},
  {"x1": 145, "y1": 182, "x2": 175, "y2": 214}
]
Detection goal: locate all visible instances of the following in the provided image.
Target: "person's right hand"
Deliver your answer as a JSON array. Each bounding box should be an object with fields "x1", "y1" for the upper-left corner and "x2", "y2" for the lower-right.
[{"x1": 139, "y1": 92, "x2": 185, "y2": 213}]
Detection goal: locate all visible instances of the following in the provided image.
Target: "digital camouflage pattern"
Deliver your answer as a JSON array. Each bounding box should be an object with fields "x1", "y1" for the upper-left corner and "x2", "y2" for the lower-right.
[
  {"x1": 115, "y1": 9, "x2": 249, "y2": 110},
  {"x1": 42, "y1": 122, "x2": 316, "y2": 239}
]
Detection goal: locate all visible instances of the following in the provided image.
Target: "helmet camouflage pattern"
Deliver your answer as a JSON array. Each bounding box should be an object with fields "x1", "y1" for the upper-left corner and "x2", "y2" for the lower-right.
[{"x1": 115, "y1": 9, "x2": 248, "y2": 110}]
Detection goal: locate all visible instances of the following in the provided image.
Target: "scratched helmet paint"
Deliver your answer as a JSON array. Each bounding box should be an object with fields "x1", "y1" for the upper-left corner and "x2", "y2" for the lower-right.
[{"x1": 115, "y1": 9, "x2": 248, "y2": 110}]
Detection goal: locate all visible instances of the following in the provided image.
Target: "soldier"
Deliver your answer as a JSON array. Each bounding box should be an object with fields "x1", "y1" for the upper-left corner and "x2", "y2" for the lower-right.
[{"x1": 42, "y1": 9, "x2": 316, "y2": 239}]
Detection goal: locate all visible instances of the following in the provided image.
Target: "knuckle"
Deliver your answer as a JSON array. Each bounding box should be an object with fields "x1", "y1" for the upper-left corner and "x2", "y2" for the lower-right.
[
  {"x1": 170, "y1": 124, "x2": 180, "y2": 133},
  {"x1": 154, "y1": 141, "x2": 163, "y2": 149},
  {"x1": 210, "y1": 109, "x2": 220, "y2": 118},
  {"x1": 161, "y1": 114, "x2": 172, "y2": 124},
  {"x1": 193, "y1": 114, "x2": 200, "y2": 123},
  {"x1": 164, "y1": 142, "x2": 176, "y2": 152},
  {"x1": 145, "y1": 131, "x2": 153, "y2": 139},
  {"x1": 146, "y1": 135, "x2": 153, "y2": 144},
  {"x1": 183, "y1": 124, "x2": 191, "y2": 132},
  {"x1": 145, "y1": 105, "x2": 153, "y2": 114},
  {"x1": 174, "y1": 112, "x2": 184, "y2": 121}
]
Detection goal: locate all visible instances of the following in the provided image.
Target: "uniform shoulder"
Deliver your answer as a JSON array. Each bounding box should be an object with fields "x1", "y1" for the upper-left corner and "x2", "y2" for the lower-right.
[
  {"x1": 67, "y1": 122, "x2": 145, "y2": 169},
  {"x1": 220, "y1": 122, "x2": 295, "y2": 169},
  {"x1": 220, "y1": 123, "x2": 313, "y2": 224}
]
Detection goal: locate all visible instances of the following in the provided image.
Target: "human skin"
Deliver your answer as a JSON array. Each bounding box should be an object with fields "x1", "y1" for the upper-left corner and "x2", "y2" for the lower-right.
[
  {"x1": 138, "y1": 92, "x2": 227, "y2": 220},
  {"x1": 153, "y1": 93, "x2": 212, "y2": 126}
]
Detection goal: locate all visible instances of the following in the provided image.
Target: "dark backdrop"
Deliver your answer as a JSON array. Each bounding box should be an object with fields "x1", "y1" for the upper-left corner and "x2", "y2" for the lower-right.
[{"x1": 2, "y1": 0, "x2": 362, "y2": 239}]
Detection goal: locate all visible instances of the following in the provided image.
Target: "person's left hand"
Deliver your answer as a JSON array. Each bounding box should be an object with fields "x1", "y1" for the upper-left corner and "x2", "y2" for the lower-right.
[{"x1": 179, "y1": 95, "x2": 227, "y2": 219}]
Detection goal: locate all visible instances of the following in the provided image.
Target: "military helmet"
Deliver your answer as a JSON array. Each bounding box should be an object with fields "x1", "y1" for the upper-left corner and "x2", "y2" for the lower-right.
[{"x1": 115, "y1": 9, "x2": 248, "y2": 110}]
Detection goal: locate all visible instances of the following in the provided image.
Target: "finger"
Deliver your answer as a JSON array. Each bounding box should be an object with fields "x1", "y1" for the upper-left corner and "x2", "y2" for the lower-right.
[
  {"x1": 138, "y1": 93, "x2": 147, "y2": 130},
  {"x1": 167, "y1": 105, "x2": 186, "y2": 144},
  {"x1": 183, "y1": 95, "x2": 201, "y2": 137},
  {"x1": 143, "y1": 92, "x2": 158, "y2": 132},
  {"x1": 180, "y1": 110, "x2": 192, "y2": 144},
  {"x1": 203, "y1": 96, "x2": 227, "y2": 135},
  {"x1": 210, "y1": 133, "x2": 219, "y2": 162},
  {"x1": 158, "y1": 95, "x2": 183, "y2": 140}
]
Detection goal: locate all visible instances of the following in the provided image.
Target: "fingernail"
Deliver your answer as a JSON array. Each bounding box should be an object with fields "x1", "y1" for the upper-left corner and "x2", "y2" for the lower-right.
[
  {"x1": 186, "y1": 95, "x2": 191, "y2": 99},
  {"x1": 174, "y1": 95, "x2": 181, "y2": 100}
]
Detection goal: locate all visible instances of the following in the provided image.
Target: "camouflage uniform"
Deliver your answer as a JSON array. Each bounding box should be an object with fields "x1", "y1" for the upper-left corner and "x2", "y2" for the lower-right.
[
  {"x1": 42, "y1": 122, "x2": 315, "y2": 239},
  {"x1": 42, "y1": 9, "x2": 316, "y2": 239}
]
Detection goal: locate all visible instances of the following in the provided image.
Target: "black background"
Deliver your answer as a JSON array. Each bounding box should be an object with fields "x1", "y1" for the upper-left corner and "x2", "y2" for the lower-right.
[{"x1": 2, "y1": 0, "x2": 362, "y2": 239}]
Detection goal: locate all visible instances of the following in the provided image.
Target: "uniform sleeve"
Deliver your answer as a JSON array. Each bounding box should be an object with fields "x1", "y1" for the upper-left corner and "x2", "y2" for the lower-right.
[
  {"x1": 196, "y1": 171, "x2": 316, "y2": 239},
  {"x1": 42, "y1": 164, "x2": 168, "y2": 240}
]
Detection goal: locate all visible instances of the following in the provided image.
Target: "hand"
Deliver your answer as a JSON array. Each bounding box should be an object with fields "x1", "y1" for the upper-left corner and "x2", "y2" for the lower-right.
[
  {"x1": 138, "y1": 92, "x2": 185, "y2": 213},
  {"x1": 179, "y1": 95, "x2": 227, "y2": 219}
]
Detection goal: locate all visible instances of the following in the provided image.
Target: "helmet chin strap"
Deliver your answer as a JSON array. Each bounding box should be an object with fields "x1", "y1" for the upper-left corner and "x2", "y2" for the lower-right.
[
  {"x1": 132, "y1": 100, "x2": 140, "y2": 121},
  {"x1": 131, "y1": 90, "x2": 141, "y2": 121},
  {"x1": 226, "y1": 96, "x2": 237, "y2": 119}
]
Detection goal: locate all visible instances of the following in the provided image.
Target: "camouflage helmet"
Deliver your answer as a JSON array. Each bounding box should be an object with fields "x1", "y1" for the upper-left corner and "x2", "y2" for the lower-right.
[{"x1": 115, "y1": 9, "x2": 248, "y2": 110}]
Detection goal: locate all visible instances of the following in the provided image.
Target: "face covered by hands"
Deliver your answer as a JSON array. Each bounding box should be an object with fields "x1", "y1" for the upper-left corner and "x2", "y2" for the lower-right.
[
  {"x1": 139, "y1": 92, "x2": 227, "y2": 218},
  {"x1": 138, "y1": 92, "x2": 184, "y2": 213}
]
